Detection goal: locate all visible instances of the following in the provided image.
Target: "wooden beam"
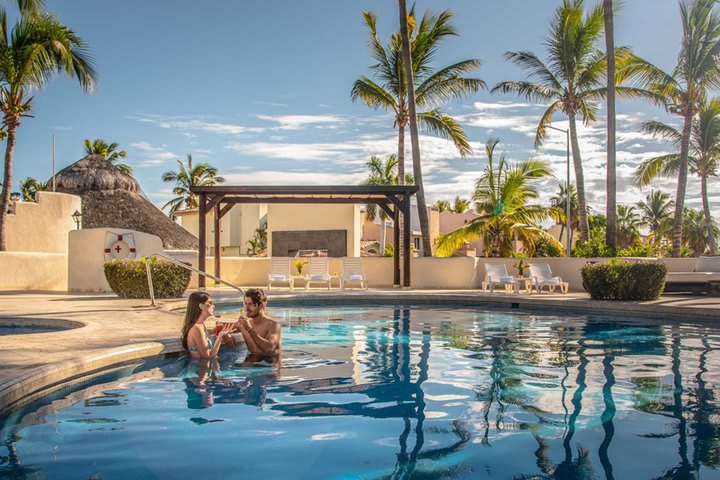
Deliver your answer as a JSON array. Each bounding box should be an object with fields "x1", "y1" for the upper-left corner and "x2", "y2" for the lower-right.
[
  {"x1": 198, "y1": 193, "x2": 207, "y2": 289},
  {"x1": 218, "y1": 203, "x2": 234, "y2": 219},
  {"x1": 403, "y1": 193, "x2": 411, "y2": 288},
  {"x1": 214, "y1": 204, "x2": 221, "y2": 286},
  {"x1": 386, "y1": 194, "x2": 404, "y2": 210},
  {"x1": 205, "y1": 194, "x2": 225, "y2": 212},
  {"x1": 393, "y1": 208, "x2": 400, "y2": 287},
  {"x1": 378, "y1": 203, "x2": 394, "y2": 219},
  {"x1": 221, "y1": 197, "x2": 392, "y2": 205}
]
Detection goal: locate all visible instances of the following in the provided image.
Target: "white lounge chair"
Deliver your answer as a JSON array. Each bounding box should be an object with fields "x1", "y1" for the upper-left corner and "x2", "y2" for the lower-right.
[
  {"x1": 482, "y1": 263, "x2": 518, "y2": 293},
  {"x1": 528, "y1": 263, "x2": 568, "y2": 294},
  {"x1": 341, "y1": 257, "x2": 367, "y2": 290},
  {"x1": 305, "y1": 257, "x2": 331, "y2": 290},
  {"x1": 268, "y1": 257, "x2": 294, "y2": 291}
]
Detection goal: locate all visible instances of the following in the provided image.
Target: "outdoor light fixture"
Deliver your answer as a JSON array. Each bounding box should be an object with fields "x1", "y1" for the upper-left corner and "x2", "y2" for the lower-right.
[
  {"x1": 546, "y1": 125, "x2": 571, "y2": 256},
  {"x1": 10, "y1": 192, "x2": 21, "y2": 202},
  {"x1": 71, "y1": 210, "x2": 82, "y2": 230}
]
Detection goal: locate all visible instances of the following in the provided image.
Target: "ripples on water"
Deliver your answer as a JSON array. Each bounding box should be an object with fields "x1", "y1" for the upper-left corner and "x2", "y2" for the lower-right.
[{"x1": 1, "y1": 305, "x2": 719, "y2": 479}]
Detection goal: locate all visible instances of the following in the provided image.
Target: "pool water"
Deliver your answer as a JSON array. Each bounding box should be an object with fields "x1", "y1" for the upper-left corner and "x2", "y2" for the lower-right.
[
  {"x1": 0, "y1": 325, "x2": 66, "y2": 335},
  {"x1": 1, "y1": 305, "x2": 720, "y2": 479}
]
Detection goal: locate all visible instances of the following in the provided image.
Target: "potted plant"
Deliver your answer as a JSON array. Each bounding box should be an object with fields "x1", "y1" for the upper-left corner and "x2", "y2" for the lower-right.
[
  {"x1": 513, "y1": 258, "x2": 529, "y2": 277},
  {"x1": 294, "y1": 259, "x2": 309, "y2": 275}
]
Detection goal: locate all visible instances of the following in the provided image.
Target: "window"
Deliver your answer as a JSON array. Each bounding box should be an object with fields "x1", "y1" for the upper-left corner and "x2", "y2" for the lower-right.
[{"x1": 413, "y1": 237, "x2": 420, "y2": 250}]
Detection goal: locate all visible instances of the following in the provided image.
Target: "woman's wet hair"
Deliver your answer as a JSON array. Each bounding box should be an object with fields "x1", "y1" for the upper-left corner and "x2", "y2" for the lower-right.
[
  {"x1": 244, "y1": 288, "x2": 267, "y2": 306},
  {"x1": 181, "y1": 291, "x2": 211, "y2": 349}
]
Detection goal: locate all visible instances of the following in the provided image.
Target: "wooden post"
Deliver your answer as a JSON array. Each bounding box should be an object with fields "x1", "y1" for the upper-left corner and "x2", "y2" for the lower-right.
[
  {"x1": 403, "y1": 194, "x2": 411, "y2": 288},
  {"x1": 393, "y1": 207, "x2": 400, "y2": 287},
  {"x1": 198, "y1": 193, "x2": 207, "y2": 289},
  {"x1": 214, "y1": 204, "x2": 221, "y2": 286}
]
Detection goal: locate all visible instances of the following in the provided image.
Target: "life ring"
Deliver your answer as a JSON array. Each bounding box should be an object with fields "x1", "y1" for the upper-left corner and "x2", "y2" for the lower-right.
[{"x1": 104, "y1": 232, "x2": 137, "y2": 260}]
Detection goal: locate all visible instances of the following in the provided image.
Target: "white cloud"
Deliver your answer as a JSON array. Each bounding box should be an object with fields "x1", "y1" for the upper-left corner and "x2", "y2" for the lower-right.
[
  {"x1": 222, "y1": 170, "x2": 366, "y2": 185},
  {"x1": 256, "y1": 114, "x2": 344, "y2": 131},
  {"x1": 131, "y1": 114, "x2": 264, "y2": 135},
  {"x1": 130, "y1": 141, "x2": 178, "y2": 166}
]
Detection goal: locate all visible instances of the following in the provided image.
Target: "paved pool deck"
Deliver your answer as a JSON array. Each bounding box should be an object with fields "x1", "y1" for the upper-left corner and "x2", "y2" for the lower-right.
[{"x1": 1, "y1": 288, "x2": 719, "y2": 413}]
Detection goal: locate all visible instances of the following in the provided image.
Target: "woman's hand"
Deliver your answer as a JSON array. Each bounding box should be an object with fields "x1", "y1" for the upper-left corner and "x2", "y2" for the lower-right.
[{"x1": 217, "y1": 322, "x2": 234, "y2": 337}]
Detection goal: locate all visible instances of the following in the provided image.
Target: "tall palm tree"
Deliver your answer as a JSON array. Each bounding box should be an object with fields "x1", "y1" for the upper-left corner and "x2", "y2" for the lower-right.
[
  {"x1": 19, "y1": 176, "x2": 45, "y2": 201},
  {"x1": 637, "y1": 190, "x2": 674, "y2": 247},
  {"x1": 616, "y1": 204, "x2": 642, "y2": 249},
  {"x1": 161, "y1": 154, "x2": 226, "y2": 220},
  {"x1": 0, "y1": 13, "x2": 96, "y2": 251},
  {"x1": 9, "y1": 0, "x2": 44, "y2": 15},
  {"x1": 550, "y1": 182, "x2": 579, "y2": 251},
  {"x1": 352, "y1": 7, "x2": 485, "y2": 255},
  {"x1": 683, "y1": 207, "x2": 719, "y2": 255},
  {"x1": 623, "y1": 0, "x2": 720, "y2": 256},
  {"x1": 451, "y1": 196, "x2": 470, "y2": 213},
  {"x1": 604, "y1": 0, "x2": 617, "y2": 249},
  {"x1": 493, "y1": 0, "x2": 646, "y2": 243},
  {"x1": 634, "y1": 98, "x2": 720, "y2": 254},
  {"x1": 83, "y1": 138, "x2": 132, "y2": 175},
  {"x1": 436, "y1": 139, "x2": 562, "y2": 257},
  {"x1": 362, "y1": 154, "x2": 413, "y2": 251}
]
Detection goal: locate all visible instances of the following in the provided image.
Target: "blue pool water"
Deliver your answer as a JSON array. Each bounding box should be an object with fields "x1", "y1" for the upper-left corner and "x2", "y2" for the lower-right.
[{"x1": 1, "y1": 305, "x2": 720, "y2": 479}]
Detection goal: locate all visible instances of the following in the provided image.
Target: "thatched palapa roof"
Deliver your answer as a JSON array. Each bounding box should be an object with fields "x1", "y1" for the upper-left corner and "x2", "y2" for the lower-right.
[{"x1": 52, "y1": 154, "x2": 199, "y2": 249}]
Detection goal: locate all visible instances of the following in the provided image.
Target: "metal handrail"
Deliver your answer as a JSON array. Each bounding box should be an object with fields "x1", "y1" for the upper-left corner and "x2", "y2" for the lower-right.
[{"x1": 145, "y1": 253, "x2": 245, "y2": 305}]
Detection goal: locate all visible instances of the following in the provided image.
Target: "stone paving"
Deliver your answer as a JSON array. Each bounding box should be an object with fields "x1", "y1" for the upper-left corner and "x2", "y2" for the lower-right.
[{"x1": 1, "y1": 288, "x2": 719, "y2": 412}]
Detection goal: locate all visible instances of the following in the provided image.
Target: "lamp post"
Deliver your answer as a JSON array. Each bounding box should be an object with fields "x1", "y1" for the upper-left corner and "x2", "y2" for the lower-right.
[
  {"x1": 547, "y1": 125, "x2": 571, "y2": 256},
  {"x1": 71, "y1": 210, "x2": 82, "y2": 230},
  {"x1": 10, "y1": 192, "x2": 21, "y2": 203}
]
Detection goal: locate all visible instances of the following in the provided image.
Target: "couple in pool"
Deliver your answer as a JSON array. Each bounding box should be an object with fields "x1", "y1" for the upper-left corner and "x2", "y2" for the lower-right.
[{"x1": 180, "y1": 287, "x2": 281, "y2": 359}]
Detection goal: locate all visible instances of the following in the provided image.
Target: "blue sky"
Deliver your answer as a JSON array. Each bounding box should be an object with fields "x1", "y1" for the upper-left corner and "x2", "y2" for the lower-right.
[{"x1": 6, "y1": 0, "x2": 702, "y2": 215}]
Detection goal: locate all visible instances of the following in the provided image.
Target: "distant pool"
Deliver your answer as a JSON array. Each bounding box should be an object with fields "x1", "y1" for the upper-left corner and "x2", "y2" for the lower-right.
[{"x1": 1, "y1": 305, "x2": 719, "y2": 479}]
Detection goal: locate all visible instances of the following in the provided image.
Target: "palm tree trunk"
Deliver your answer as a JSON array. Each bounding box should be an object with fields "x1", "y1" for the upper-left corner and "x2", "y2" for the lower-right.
[
  {"x1": 604, "y1": 0, "x2": 617, "y2": 251},
  {"x1": 0, "y1": 123, "x2": 18, "y2": 251},
  {"x1": 568, "y1": 114, "x2": 590, "y2": 243},
  {"x1": 397, "y1": 124, "x2": 405, "y2": 257},
  {"x1": 672, "y1": 114, "x2": 693, "y2": 257},
  {"x1": 700, "y1": 174, "x2": 716, "y2": 254},
  {"x1": 398, "y1": 0, "x2": 432, "y2": 257}
]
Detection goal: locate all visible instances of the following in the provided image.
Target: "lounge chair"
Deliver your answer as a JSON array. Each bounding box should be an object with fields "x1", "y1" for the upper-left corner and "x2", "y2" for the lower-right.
[
  {"x1": 341, "y1": 257, "x2": 367, "y2": 290},
  {"x1": 482, "y1": 263, "x2": 518, "y2": 293},
  {"x1": 268, "y1": 257, "x2": 294, "y2": 291},
  {"x1": 528, "y1": 263, "x2": 568, "y2": 294},
  {"x1": 665, "y1": 255, "x2": 720, "y2": 294},
  {"x1": 305, "y1": 257, "x2": 331, "y2": 290}
]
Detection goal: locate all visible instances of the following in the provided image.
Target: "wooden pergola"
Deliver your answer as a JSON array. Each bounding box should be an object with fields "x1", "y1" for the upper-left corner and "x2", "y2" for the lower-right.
[{"x1": 188, "y1": 185, "x2": 419, "y2": 289}]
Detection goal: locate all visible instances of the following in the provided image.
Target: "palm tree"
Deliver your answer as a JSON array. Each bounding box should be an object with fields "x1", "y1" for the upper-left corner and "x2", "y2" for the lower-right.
[
  {"x1": 362, "y1": 154, "x2": 413, "y2": 252},
  {"x1": 436, "y1": 139, "x2": 563, "y2": 257},
  {"x1": 19, "y1": 177, "x2": 46, "y2": 201},
  {"x1": 8, "y1": 0, "x2": 44, "y2": 15},
  {"x1": 550, "y1": 182, "x2": 579, "y2": 251},
  {"x1": 83, "y1": 138, "x2": 132, "y2": 175},
  {"x1": 616, "y1": 204, "x2": 642, "y2": 249},
  {"x1": 634, "y1": 98, "x2": 720, "y2": 254},
  {"x1": 637, "y1": 190, "x2": 674, "y2": 247},
  {"x1": 451, "y1": 196, "x2": 470, "y2": 213},
  {"x1": 161, "y1": 154, "x2": 226, "y2": 220},
  {"x1": 604, "y1": 0, "x2": 617, "y2": 250},
  {"x1": 352, "y1": 6, "x2": 485, "y2": 255},
  {"x1": 434, "y1": 199, "x2": 451, "y2": 212},
  {"x1": 0, "y1": 13, "x2": 96, "y2": 251},
  {"x1": 623, "y1": 0, "x2": 720, "y2": 256},
  {"x1": 683, "y1": 207, "x2": 719, "y2": 255},
  {"x1": 493, "y1": 0, "x2": 646, "y2": 243}
]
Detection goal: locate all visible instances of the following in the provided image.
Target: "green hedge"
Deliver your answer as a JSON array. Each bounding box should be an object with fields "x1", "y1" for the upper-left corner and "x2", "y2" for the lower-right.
[
  {"x1": 581, "y1": 262, "x2": 667, "y2": 301},
  {"x1": 104, "y1": 257, "x2": 191, "y2": 299}
]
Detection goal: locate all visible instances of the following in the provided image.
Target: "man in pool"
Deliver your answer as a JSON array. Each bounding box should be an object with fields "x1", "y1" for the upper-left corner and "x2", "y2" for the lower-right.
[{"x1": 235, "y1": 288, "x2": 281, "y2": 355}]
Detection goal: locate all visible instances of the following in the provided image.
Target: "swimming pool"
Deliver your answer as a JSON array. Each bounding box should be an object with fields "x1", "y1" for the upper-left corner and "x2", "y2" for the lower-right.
[{"x1": 1, "y1": 305, "x2": 719, "y2": 479}]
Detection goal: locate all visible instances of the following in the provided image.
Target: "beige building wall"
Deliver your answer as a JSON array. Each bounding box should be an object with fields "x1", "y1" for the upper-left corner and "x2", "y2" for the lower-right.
[
  {"x1": 439, "y1": 210, "x2": 483, "y2": 256},
  {"x1": 178, "y1": 204, "x2": 266, "y2": 256},
  {"x1": 0, "y1": 252, "x2": 68, "y2": 291},
  {"x1": 267, "y1": 204, "x2": 361, "y2": 257},
  {"x1": 68, "y1": 228, "x2": 164, "y2": 292},
  {"x1": 5, "y1": 191, "x2": 81, "y2": 253}
]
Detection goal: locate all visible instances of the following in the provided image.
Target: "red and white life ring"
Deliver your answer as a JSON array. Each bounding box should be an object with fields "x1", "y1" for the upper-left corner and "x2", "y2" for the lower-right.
[{"x1": 104, "y1": 232, "x2": 137, "y2": 260}]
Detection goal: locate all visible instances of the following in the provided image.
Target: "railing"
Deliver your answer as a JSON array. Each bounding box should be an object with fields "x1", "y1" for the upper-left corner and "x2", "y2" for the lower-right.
[{"x1": 145, "y1": 253, "x2": 245, "y2": 306}]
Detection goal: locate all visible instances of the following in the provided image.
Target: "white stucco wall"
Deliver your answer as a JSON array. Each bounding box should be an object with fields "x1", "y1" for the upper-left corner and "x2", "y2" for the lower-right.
[
  {"x1": 5, "y1": 191, "x2": 81, "y2": 253},
  {"x1": 68, "y1": 228, "x2": 165, "y2": 292},
  {"x1": 0, "y1": 252, "x2": 68, "y2": 291}
]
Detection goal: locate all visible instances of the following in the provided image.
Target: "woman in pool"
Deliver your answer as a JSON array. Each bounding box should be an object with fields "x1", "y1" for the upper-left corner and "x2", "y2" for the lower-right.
[{"x1": 181, "y1": 292, "x2": 234, "y2": 359}]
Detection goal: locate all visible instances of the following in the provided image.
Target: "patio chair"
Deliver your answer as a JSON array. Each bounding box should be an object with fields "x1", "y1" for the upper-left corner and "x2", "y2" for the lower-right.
[
  {"x1": 528, "y1": 263, "x2": 568, "y2": 294},
  {"x1": 341, "y1": 257, "x2": 367, "y2": 290},
  {"x1": 305, "y1": 257, "x2": 331, "y2": 290},
  {"x1": 268, "y1": 257, "x2": 294, "y2": 291},
  {"x1": 482, "y1": 263, "x2": 518, "y2": 293}
]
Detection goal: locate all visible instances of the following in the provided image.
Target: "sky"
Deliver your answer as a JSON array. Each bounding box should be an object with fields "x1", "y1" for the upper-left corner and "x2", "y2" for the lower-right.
[{"x1": 3, "y1": 0, "x2": 704, "y2": 216}]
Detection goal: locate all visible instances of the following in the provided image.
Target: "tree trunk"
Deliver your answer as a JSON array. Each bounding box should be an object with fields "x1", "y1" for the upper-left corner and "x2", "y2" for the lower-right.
[
  {"x1": 568, "y1": 114, "x2": 590, "y2": 243},
  {"x1": 700, "y1": 174, "x2": 716, "y2": 254},
  {"x1": 397, "y1": 123, "x2": 405, "y2": 257},
  {"x1": 672, "y1": 114, "x2": 693, "y2": 257},
  {"x1": 398, "y1": 0, "x2": 432, "y2": 257},
  {"x1": 0, "y1": 123, "x2": 18, "y2": 251},
  {"x1": 604, "y1": 0, "x2": 617, "y2": 251}
]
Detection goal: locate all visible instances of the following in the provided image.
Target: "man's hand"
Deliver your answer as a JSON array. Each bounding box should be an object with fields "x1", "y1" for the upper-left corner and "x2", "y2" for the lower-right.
[{"x1": 237, "y1": 316, "x2": 253, "y2": 332}]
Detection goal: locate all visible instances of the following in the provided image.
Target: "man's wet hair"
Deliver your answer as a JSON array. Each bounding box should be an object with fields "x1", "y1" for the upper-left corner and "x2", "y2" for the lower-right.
[{"x1": 245, "y1": 288, "x2": 267, "y2": 306}]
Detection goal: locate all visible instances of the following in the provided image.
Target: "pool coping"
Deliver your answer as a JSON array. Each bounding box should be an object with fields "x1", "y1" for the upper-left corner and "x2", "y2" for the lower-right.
[{"x1": 1, "y1": 290, "x2": 719, "y2": 415}]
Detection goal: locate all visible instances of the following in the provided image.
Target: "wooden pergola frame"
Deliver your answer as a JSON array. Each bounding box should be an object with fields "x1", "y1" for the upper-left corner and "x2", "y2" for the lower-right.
[{"x1": 188, "y1": 185, "x2": 419, "y2": 289}]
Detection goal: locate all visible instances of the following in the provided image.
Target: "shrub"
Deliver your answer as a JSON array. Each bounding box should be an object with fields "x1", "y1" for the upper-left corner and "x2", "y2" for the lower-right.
[
  {"x1": 581, "y1": 262, "x2": 667, "y2": 301},
  {"x1": 572, "y1": 227, "x2": 615, "y2": 258},
  {"x1": 618, "y1": 242, "x2": 659, "y2": 258},
  {"x1": 104, "y1": 257, "x2": 191, "y2": 299},
  {"x1": 532, "y1": 236, "x2": 563, "y2": 257}
]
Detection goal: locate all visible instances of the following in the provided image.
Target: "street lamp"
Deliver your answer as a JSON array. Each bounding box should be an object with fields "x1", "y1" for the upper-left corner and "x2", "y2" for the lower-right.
[
  {"x1": 547, "y1": 125, "x2": 571, "y2": 256},
  {"x1": 10, "y1": 192, "x2": 21, "y2": 202},
  {"x1": 71, "y1": 210, "x2": 82, "y2": 230}
]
